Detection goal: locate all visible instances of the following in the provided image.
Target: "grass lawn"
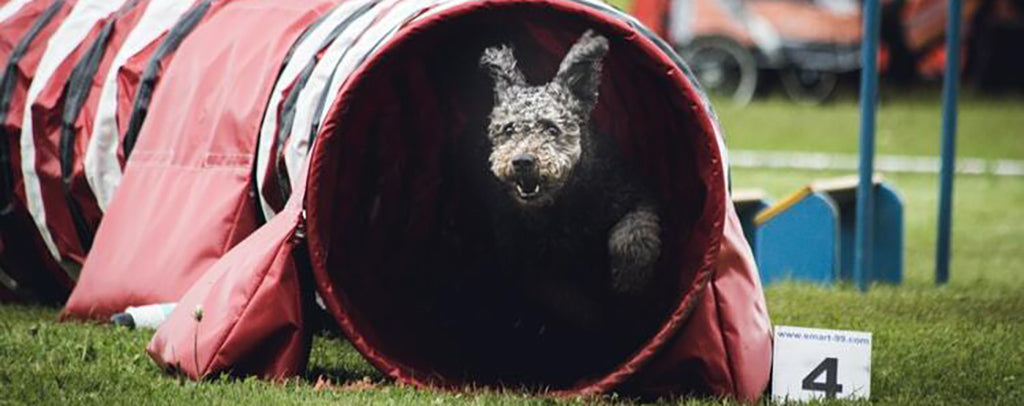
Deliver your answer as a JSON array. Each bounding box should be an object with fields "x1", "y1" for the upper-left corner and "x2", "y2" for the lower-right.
[{"x1": 2, "y1": 96, "x2": 1022, "y2": 405}]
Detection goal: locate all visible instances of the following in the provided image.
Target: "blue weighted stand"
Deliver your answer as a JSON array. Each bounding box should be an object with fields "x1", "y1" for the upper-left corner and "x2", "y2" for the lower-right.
[
  {"x1": 755, "y1": 188, "x2": 840, "y2": 286},
  {"x1": 753, "y1": 177, "x2": 904, "y2": 286}
]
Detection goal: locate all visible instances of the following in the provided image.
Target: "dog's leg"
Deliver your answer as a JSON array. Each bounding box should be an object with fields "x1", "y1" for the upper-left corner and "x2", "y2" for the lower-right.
[{"x1": 608, "y1": 204, "x2": 661, "y2": 295}]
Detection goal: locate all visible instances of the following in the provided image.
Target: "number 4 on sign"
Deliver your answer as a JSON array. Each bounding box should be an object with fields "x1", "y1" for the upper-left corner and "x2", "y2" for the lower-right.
[
  {"x1": 772, "y1": 326, "x2": 872, "y2": 401},
  {"x1": 802, "y1": 358, "x2": 843, "y2": 398}
]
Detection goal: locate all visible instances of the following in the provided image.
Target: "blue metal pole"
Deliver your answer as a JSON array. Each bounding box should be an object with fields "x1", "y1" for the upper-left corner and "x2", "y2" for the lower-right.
[
  {"x1": 936, "y1": 0, "x2": 962, "y2": 285},
  {"x1": 854, "y1": 0, "x2": 881, "y2": 292}
]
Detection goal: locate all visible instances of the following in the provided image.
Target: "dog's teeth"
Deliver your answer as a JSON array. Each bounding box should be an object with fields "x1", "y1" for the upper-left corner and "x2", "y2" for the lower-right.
[{"x1": 515, "y1": 183, "x2": 540, "y2": 197}]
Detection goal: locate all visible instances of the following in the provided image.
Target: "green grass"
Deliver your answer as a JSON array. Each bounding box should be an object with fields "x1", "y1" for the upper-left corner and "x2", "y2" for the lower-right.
[
  {"x1": 715, "y1": 94, "x2": 1024, "y2": 159},
  {"x1": 0, "y1": 306, "x2": 642, "y2": 405},
  {"x1": 2, "y1": 96, "x2": 1023, "y2": 405}
]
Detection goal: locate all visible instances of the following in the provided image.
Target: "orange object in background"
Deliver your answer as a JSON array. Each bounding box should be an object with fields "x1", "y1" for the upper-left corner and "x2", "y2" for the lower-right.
[
  {"x1": 745, "y1": 0, "x2": 862, "y2": 46},
  {"x1": 899, "y1": 0, "x2": 979, "y2": 79}
]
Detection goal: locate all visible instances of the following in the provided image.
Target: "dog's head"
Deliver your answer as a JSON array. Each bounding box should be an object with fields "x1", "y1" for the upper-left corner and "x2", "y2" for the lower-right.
[{"x1": 480, "y1": 30, "x2": 609, "y2": 207}]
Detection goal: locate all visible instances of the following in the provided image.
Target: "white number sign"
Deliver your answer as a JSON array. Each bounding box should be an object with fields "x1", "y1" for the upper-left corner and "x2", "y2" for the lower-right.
[{"x1": 771, "y1": 325, "x2": 872, "y2": 402}]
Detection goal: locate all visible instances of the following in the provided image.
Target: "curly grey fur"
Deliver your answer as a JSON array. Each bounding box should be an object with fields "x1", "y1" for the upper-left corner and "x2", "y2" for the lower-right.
[{"x1": 476, "y1": 30, "x2": 663, "y2": 328}]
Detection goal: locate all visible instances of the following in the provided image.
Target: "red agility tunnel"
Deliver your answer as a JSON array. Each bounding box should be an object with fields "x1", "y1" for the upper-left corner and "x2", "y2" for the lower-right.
[
  {"x1": 0, "y1": 0, "x2": 772, "y2": 400},
  {"x1": 0, "y1": 0, "x2": 199, "y2": 303},
  {"x1": 301, "y1": 1, "x2": 772, "y2": 398}
]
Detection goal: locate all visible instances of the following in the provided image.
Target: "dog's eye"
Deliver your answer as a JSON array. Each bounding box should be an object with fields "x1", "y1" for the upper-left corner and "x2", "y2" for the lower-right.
[
  {"x1": 501, "y1": 123, "x2": 515, "y2": 137},
  {"x1": 541, "y1": 121, "x2": 560, "y2": 137}
]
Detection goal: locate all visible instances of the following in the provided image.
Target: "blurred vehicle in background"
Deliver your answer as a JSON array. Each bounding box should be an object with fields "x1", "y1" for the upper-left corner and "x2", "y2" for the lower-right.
[
  {"x1": 633, "y1": 0, "x2": 877, "y2": 105},
  {"x1": 627, "y1": 0, "x2": 1024, "y2": 104}
]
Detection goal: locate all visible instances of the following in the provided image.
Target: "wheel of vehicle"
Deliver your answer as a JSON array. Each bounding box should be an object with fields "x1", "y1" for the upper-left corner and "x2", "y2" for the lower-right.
[
  {"x1": 679, "y1": 36, "x2": 758, "y2": 106},
  {"x1": 780, "y1": 68, "x2": 838, "y2": 105}
]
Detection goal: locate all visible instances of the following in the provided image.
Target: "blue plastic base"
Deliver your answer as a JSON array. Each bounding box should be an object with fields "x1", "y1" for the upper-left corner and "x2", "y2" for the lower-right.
[{"x1": 747, "y1": 180, "x2": 904, "y2": 286}]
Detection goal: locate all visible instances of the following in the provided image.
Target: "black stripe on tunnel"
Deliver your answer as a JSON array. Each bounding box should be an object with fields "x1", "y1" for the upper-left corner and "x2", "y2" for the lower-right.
[
  {"x1": 58, "y1": 0, "x2": 146, "y2": 253},
  {"x1": 251, "y1": 2, "x2": 334, "y2": 223},
  {"x1": 0, "y1": 0, "x2": 67, "y2": 211},
  {"x1": 120, "y1": 0, "x2": 213, "y2": 160},
  {"x1": 269, "y1": 0, "x2": 381, "y2": 212}
]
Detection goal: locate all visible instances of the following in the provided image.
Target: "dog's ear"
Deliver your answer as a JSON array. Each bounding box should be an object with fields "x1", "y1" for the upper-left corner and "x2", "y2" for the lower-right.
[
  {"x1": 480, "y1": 44, "x2": 526, "y2": 102},
  {"x1": 554, "y1": 29, "x2": 609, "y2": 112}
]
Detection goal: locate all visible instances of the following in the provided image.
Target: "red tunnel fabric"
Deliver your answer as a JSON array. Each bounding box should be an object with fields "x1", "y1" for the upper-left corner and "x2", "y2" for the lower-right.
[
  {"x1": 253, "y1": 0, "x2": 384, "y2": 221},
  {"x1": 28, "y1": 0, "x2": 193, "y2": 267},
  {"x1": 81, "y1": 0, "x2": 198, "y2": 210},
  {"x1": 0, "y1": 0, "x2": 773, "y2": 400},
  {"x1": 24, "y1": 0, "x2": 138, "y2": 268},
  {"x1": 148, "y1": 199, "x2": 312, "y2": 380},
  {"x1": 0, "y1": 0, "x2": 195, "y2": 303},
  {"x1": 63, "y1": 0, "x2": 339, "y2": 319},
  {"x1": 16, "y1": 0, "x2": 142, "y2": 300},
  {"x1": 0, "y1": 0, "x2": 76, "y2": 304}
]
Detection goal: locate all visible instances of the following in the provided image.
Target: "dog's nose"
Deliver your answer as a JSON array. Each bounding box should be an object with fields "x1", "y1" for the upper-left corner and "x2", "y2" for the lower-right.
[{"x1": 512, "y1": 154, "x2": 537, "y2": 172}]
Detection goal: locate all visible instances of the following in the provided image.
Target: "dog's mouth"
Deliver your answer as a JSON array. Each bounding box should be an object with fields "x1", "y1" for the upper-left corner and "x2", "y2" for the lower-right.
[
  {"x1": 512, "y1": 174, "x2": 543, "y2": 201},
  {"x1": 514, "y1": 177, "x2": 542, "y2": 199}
]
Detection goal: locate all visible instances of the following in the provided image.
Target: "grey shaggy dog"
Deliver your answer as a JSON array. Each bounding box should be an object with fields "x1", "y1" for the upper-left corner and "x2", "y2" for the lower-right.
[{"x1": 476, "y1": 30, "x2": 662, "y2": 330}]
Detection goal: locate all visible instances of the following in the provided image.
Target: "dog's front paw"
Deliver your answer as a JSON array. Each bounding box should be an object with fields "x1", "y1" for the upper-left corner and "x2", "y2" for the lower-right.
[{"x1": 608, "y1": 205, "x2": 661, "y2": 295}]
